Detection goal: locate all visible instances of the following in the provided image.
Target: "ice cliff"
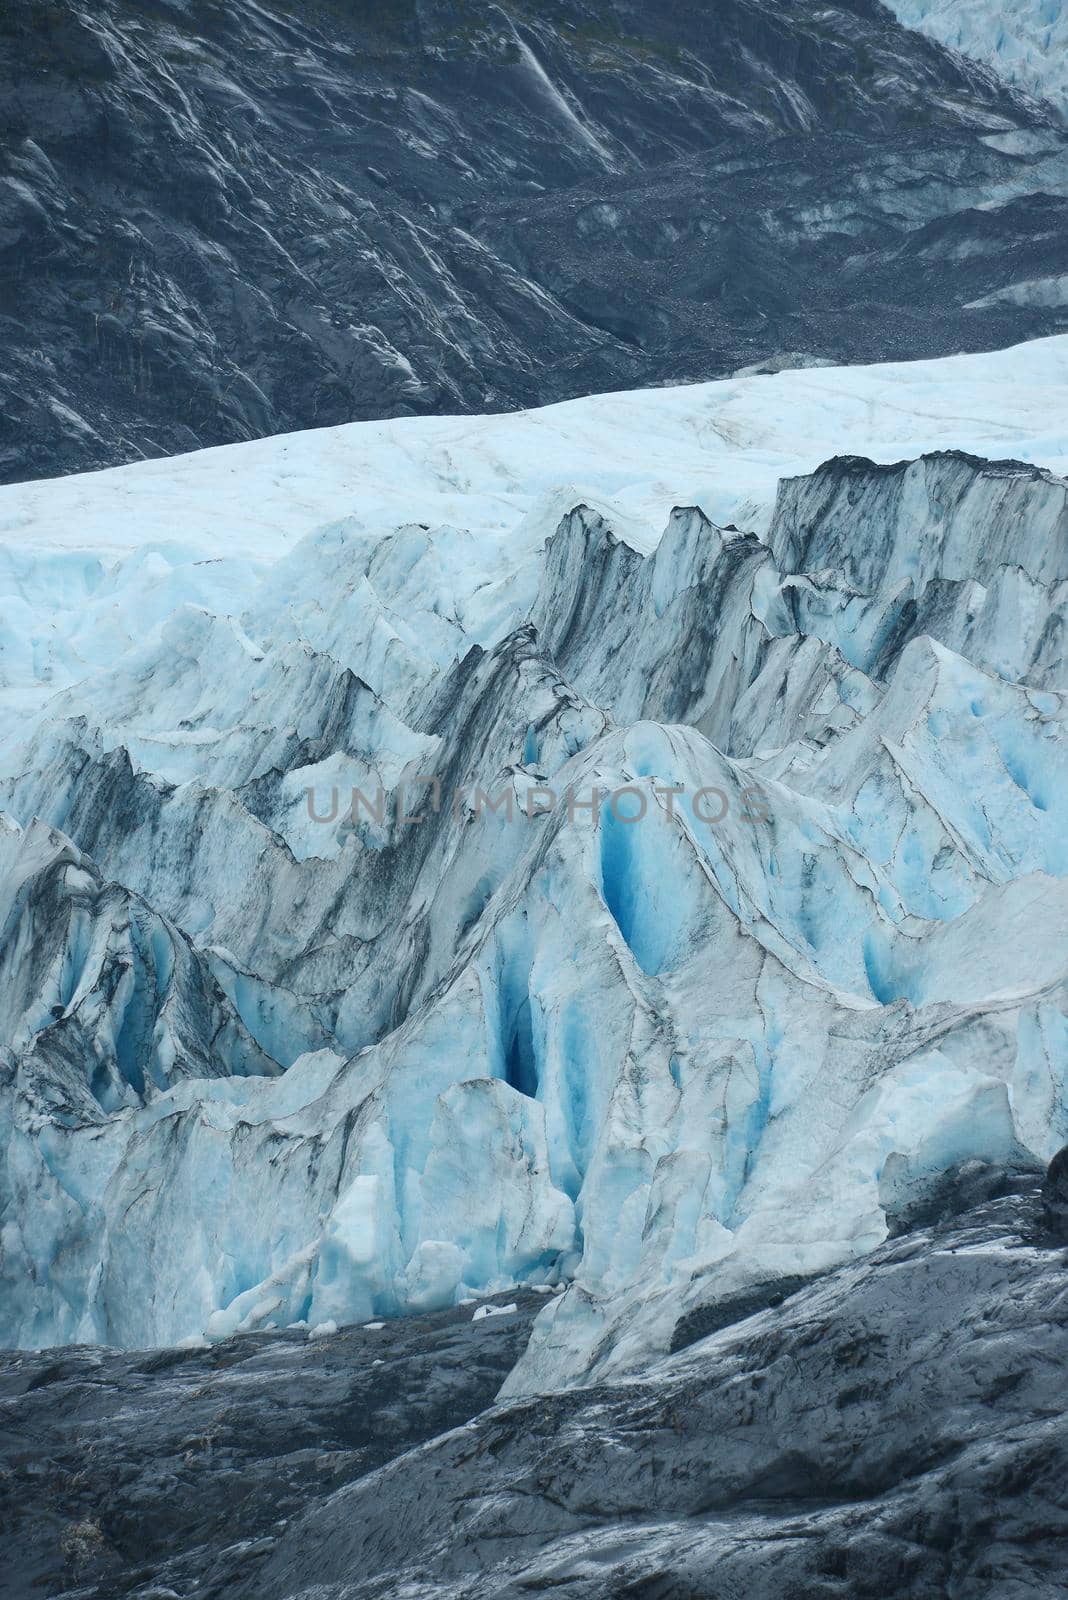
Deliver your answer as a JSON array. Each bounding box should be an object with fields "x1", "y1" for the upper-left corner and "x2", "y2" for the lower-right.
[{"x1": 1, "y1": 341, "x2": 1067, "y2": 1391}]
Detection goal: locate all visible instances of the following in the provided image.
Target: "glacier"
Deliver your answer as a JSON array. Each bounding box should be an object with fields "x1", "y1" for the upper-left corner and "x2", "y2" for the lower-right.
[{"x1": 1, "y1": 337, "x2": 1068, "y2": 1391}]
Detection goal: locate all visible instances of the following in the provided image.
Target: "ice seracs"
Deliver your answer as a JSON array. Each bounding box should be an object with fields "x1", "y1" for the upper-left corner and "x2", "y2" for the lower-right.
[{"x1": 0, "y1": 347, "x2": 1067, "y2": 1387}]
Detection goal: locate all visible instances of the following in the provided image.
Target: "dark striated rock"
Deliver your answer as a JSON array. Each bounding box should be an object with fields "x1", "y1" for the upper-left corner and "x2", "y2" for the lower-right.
[
  {"x1": 668, "y1": 1271, "x2": 814, "y2": 1352},
  {"x1": 1, "y1": 0, "x2": 1067, "y2": 483},
  {"x1": 5, "y1": 1194, "x2": 1063, "y2": 1599},
  {"x1": 880, "y1": 1152, "x2": 1046, "y2": 1239},
  {"x1": 244, "y1": 1188, "x2": 1068, "y2": 1600},
  {"x1": 1042, "y1": 1143, "x2": 1068, "y2": 1241},
  {"x1": 0, "y1": 1290, "x2": 547, "y2": 1600}
]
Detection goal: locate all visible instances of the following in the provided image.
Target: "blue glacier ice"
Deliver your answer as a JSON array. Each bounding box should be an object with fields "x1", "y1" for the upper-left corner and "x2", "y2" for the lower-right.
[{"x1": 1, "y1": 341, "x2": 1068, "y2": 1389}]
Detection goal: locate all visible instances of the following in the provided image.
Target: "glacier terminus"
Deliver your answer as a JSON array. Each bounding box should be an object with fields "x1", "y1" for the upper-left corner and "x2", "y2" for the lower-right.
[
  {"x1": 2, "y1": 1, "x2": 1068, "y2": 1592},
  {"x1": 1, "y1": 340, "x2": 1067, "y2": 1397}
]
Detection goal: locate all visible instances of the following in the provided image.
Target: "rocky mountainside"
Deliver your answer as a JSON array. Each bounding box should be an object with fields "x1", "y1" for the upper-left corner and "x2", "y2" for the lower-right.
[
  {"x1": 887, "y1": 0, "x2": 1068, "y2": 115},
  {"x1": 2, "y1": 0, "x2": 1068, "y2": 482}
]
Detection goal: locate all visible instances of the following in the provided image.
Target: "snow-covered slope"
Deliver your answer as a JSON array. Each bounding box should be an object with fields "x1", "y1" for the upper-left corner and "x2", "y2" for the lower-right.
[
  {"x1": 4, "y1": 334, "x2": 1068, "y2": 713},
  {"x1": 887, "y1": 0, "x2": 1068, "y2": 115},
  {"x1": 1, "y1": 340, "x2": 1067, "y2": 1387}
]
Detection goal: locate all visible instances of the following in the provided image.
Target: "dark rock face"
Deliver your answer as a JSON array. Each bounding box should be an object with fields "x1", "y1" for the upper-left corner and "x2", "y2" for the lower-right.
[
  {"x1": 879, "y1": 1152, "x2": 1045, "y2": 1238},
  {"x1": 1043, "y1": 1143, "x2": 1068, "y2": 1240},
  {"x1": 2, "y1": 0, "x2": 1067, "y2": 483},
  {"x1": 245, "y1": 1189, "x2": 1068, "y2": 1600},
  {"x1": 3, "y1": 1195, "x2": 1065, "y2": 1599},
  {"x1": 0, "y1": 1289, "x2": 546, "y2": 1599}
]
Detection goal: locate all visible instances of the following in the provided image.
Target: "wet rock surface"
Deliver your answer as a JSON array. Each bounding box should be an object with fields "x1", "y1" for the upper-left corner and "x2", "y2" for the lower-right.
[
  {"x1": 248, "y1": 1189, "x2": 1068, "y2": 1600},
  {"x1": 3, "y1": 1195, "x2": 1066, "y2": 1599},
  {"x1": 2, "y1": 0, "x2": 1067, "y2": 482},
  {"x1": 1042, "y1": 1143, "x2": 1068, "y2": 1242},
  {"x1": 0, "y1": 1289, "x2": 546, "y2": 1599}
]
